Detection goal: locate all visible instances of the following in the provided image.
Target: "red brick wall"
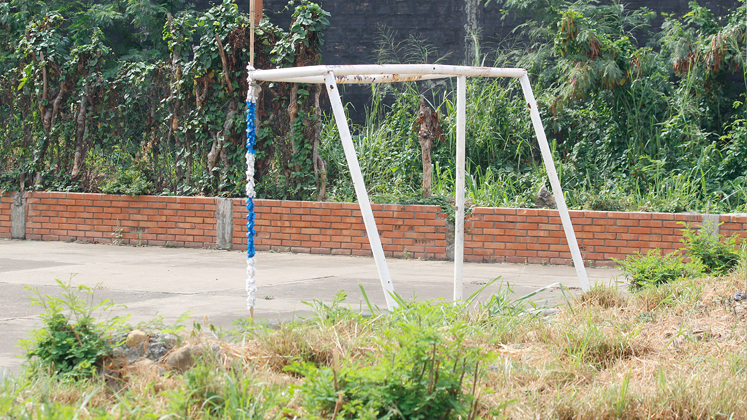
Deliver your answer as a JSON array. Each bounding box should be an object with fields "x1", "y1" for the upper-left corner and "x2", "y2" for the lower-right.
[
  {"x1": 25, "y1": 192, "x2": 216, "y2": 247},
  {"x1": 464, "y1": 208, "x2": 747, "y2": 267},
  {"x1": 0, "y1": 192, "x2": 11, "y2": 238},
  {"x1": 233, "y1": 199, "x2": 450, "y2": 259},
  {"x1": 7, "y1": 192, "x2": 746, "y2": 266},
  {"x1": 717, "y1": 214, "x2": 747, "y2": 243}
]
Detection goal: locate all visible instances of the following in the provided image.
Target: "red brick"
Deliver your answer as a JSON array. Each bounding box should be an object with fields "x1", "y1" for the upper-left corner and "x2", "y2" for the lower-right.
[
  {"x1": 537, "y1": 251, "x2": 560, "y2": 258},
  {"x1": 627, "y1": 212, "x2": 651, "y2": 220},
  {"x1": 592, "y1": 218, "x2": 617, "y2": 226},
  {"x1": 571, "y1": 217, "x2": 593, "y2": 225},
  {"x1": 517, "y1": 209, "x2": 540, "y2": 217},
  {"x1": 583, "y1": 225, "x2": 606, "y2": 233},
  {"x1": 629, "y1": 227, "x2": 651, "y2": 234},
  {"x1": 516, "y1": 223, "x2": 539, "y2": 230},
  {"x1": 595, "y1": 246, "x2": 618, "y2": 253}
]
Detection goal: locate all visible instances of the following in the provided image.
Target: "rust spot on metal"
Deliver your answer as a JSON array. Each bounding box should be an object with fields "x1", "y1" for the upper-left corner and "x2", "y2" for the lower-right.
[{"x1": 387, "y1": 74, "x2": 425, "y2": 82}]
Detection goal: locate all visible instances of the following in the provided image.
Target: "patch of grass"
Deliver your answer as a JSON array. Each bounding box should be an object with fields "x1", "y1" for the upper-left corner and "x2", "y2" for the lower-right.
[
  {"x1": 552, "y1": 311, "x2": 644, "y2": 372},
  {"x1": 5, "y1": 271, "x2": 747, "y2": 418},
  {"x1": 576, "y1": 283, "x2": 627, "y2": 309},
  {"x1": 176, "y1": 357, "x2": 284, "y2": 419}
]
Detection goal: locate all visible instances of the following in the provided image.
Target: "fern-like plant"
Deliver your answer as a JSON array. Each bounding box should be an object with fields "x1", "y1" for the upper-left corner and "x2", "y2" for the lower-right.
[
  {"x1": 616, "y1": 249, "x2": 705, "y2": 289},
  {"x1": 21, "y1": 280, "x2": 129, "y2": 378},
  {"x1": 681, "y1": 221, "x2": 742, "y2": 275}
]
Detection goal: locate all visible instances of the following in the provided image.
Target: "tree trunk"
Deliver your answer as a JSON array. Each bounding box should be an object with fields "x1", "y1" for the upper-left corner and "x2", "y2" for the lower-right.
[
  {"x1": 287, "y1": 84, "x2": 301, "y2": 175},
  {"x1": 312, "y1": 85, "x2": 327, "y2": 200},
  {"x1": 36, "y1": 80, "x2": 67, "y2": 184},
  {"x1": 71, "y1": 84, "x2": 90, "y2": 180},
  {"x1": 207, "y1": 100, "x2": 237, "y2": 174},
  {"x1": 416, "y1": 96, "x2": 441, "y2": 199}
]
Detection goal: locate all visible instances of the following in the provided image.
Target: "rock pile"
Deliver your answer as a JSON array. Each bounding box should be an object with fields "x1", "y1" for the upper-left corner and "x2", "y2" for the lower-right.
[{"x1": 108, "y1": 329, "x2": 228, "y2": 374}]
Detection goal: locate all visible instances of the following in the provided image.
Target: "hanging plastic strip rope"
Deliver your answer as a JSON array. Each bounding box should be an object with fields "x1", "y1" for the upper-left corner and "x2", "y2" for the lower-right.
[
  {"x1": 245, "y1": 78, "x2": 260, "y2": 312},
  {"x1": 246, "y1": 0, "x2": 259, "y2": 316}
]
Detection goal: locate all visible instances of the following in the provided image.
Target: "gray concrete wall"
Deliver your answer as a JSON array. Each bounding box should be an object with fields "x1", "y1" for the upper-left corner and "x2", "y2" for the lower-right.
[
  {"x1": 216, "y1": 197, "x2": 234, "y2": 250},
  {"x1": 11, "y1": 192, "x2": 25, "y2": 240}
]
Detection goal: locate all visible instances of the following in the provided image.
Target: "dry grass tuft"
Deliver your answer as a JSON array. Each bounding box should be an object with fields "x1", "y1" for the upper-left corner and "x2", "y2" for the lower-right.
[{"x1": 576, "y1": 282, "x2": 627, "y2": 308}]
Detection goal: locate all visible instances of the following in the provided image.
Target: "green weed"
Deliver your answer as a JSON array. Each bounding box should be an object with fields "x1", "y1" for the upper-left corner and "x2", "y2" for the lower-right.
[
  {"x1": 681, "y1": 221, "x2": 743, "y2": 275},
  {"x1": 555, "y1": 312, "x2": 640, "y2": 371},
  {"x1": 616, "y1": 249, "x2": 705, "y2": 289},
  {"x1": 289, "y1": 300, "x2": 491, "y2": 419},
  {"x1": 20, "y1": 280, "x2": 130, "y2": 379},
  {"x1": 178, "y1": 357, "x2": 282, "y2": 419}
]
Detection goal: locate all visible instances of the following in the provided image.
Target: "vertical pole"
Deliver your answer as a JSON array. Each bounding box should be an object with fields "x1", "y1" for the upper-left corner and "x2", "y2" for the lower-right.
[
  {"x1": 454, "y1": 75, "x2": 466, "y2": 301},
  {"x1": 249, "y1": 0, "x2": 255, "y2": 68},
  {"x1": 324, "y1": 72, "x2": 397, "y2": 311},
  {"x1": 246, "y1": 0, "x2": 258, "y2": 318},
  {"x1": 245, "y1": 83, "x2": 260, "y2": 317},
  {"x1": 519, "y1": 74, "x2": 590, "y2": 291}
]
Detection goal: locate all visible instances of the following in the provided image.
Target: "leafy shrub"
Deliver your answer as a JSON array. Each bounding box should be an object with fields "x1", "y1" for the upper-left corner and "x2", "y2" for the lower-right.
[
  {"x1": 681, "y1": 222, "x2": 742, "y2": 275},
  {"x1": 616, "y1": 249, "x2": 705, "y2": 289},
  {"x1": 290, "y1": 338, "x2": 481, "y2": 419},
  {"x1": 21, "y1": 280, "x2": 129, "y2": 379},
  {"x1": 100, "y1": 167, "x2": 153, "y2": 196},
  {"x1": 289, "y1": 299, "x2": 489, "y2": 419}
]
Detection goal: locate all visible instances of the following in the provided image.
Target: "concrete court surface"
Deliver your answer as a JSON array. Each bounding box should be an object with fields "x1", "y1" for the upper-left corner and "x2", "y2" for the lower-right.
[{"x1": 0, "y1": 238, "x2": 623, "y2": 379}]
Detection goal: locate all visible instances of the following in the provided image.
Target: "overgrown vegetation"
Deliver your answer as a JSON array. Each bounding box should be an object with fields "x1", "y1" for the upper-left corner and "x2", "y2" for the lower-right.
[
  {"x1": 617, "y1": 221, "x2": 744, "y2": 287},
  {"x1": 4, "y1": 263, "x2": 747, "y2": 418},
  {"x1": 616, "y1": 249, "x2": 706, "y2": 289},
  {"x1": 0, "y1": 0, "x2": 330, "y2": 199},
  {"x1": 0, "y1": 0, "x2": 745, "y2": 213},
  {"x1": 322, "y1": 0, "x2": 746, "y2": 213}
]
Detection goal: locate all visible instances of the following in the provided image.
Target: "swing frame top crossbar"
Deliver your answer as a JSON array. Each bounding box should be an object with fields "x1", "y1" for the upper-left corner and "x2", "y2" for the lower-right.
[{"x1": 246, "y1": 64, "x2": 589, "y2": 311}]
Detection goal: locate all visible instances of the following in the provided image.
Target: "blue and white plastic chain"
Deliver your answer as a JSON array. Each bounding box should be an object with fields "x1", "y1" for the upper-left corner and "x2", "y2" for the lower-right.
[{"x1": 245, "y1": 74, "x2": 260, "y2": 309}]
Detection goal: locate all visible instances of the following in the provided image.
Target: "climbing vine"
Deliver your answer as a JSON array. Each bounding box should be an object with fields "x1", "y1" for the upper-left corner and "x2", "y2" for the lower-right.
[{"x1": 0, "y1": 0, "x2": 330, "y2": 199}]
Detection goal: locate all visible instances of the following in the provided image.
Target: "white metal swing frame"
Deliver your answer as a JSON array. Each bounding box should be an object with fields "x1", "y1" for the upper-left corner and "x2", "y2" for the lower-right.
[{"x1": 247, "y1": 64, "x2": 590, "y2": 311}]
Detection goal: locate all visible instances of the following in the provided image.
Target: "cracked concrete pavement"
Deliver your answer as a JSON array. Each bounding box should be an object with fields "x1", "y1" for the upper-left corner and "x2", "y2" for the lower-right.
[{"x1": 0, "y1": 239, "x2": 623, "y2": 380}]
